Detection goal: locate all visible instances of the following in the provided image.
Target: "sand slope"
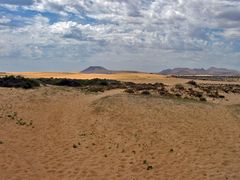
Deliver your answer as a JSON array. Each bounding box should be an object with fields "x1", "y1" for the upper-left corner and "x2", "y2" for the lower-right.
[
  {"x1": 3, "y1": 72, "x2": 239, "y2": 86},
  {"x1": 0, "y1": 72, "x2": 203, "y2": 85},
  {"x1": 0, "y1": 86, "x2": 240, "y2": 179}
]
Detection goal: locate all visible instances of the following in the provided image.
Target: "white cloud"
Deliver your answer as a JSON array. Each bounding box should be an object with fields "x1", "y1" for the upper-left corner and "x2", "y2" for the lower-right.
[
  {"x1": 0, "y1": 0, "x2": 240, "y2": 71},
  {"x1": 0, "y1": 15, "x2": 11, "y2": 24}
]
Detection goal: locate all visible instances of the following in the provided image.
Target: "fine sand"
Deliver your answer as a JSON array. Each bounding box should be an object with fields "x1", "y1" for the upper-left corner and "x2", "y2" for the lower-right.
[
  {"x1": 0, "y1": 73, "x2": 240, "y2": 179},
  {"x1": 3, "y1": 72, "x2": 240, "y2": 85}
]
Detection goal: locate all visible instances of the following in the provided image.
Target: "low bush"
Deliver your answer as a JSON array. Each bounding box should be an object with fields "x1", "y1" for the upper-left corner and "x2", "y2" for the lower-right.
[
  {"x1": 175, "y1": 84, "x2": 185, "y2": 90},
  {"x1": 0, "y1": 76, "x2": 40, "y2": 89},
  {"x1": 200, "y1": 97, "x2": 207, "y2": 101},
  {"x1": 187, "y1": 80, "x2": 197, "y2": 86},
  {"x1": 147, "y1": 166, "x2": 153, "y2": 170},
  {"x1": 192, "y1": 91, "x2": 203, "y2": 98},
  {"x1": 37, "y1": 78, "x2": 122, "y2": 88},
  {"x1": 175, "y1": 93, "x2": 182, "y2": 97},
  {"x1": 124, "y1": 89, "x2": 135, "y2": 94},
  {"x1": 86, "y1": 86, "x2": 105, "y2": 93},
  {"x1": 219, "y1": 95, "x2": 225, "y2": 98},
  {"x1": 141, "y1": 90, "x2": 150, "y2": 95}
]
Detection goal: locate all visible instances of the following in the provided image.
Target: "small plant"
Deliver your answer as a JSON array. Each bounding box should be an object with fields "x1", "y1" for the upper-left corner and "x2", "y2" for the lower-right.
[
  {"x1": 15, "y1": 118, "x2": 33, "y2": 127},
  {"x1": 193, "y1": 91, "x2": 203, "y2": 98},
  {"x1": 124, "y1": 89, "x2": 134, "y2": 94},
  {"x1": 143, "y1": 160, "x2": 153, "y2": 170},
  {"x1": 0, "y1": 140, "x2": 3, "y2": 144},
  {"x1": 141, "y1": 90, "x2": 150, "y2": 95},
  {"x1": 7, "y1": 112, "x2": 17, "y2": 120},
  {"x1": 219, "y1": 95, "x2": 225, "y2": 98},
  {"x1": 147, "y1": 166, "x2": 153, "y2": 170},
  {"x1": 200, "y1": 97, "x2": 207, "y2": 102},
  {"x1": 175, "y1": 93, "x2": 181, "y2": 97},
  {"x1": 16, "y1": 118, "x2": 26, "y2": 126},
  {"x1": 73, "y1": 144, "x2": 78, "y2": 148},
  {"x1": 187, "y1": 80, "x2": 197, "y2": 86},
  {"x1": 87, "y1": 86, "x2": 105, "y2": 93},
  {"x1": 29, "y1": 120, "x2": 33, "y2": 126},
  {"x1": 175, "y1": 84, "x2": 185, "y2": 91},
  {"x1": 207, "y1": 91, "x2": 220, "y2": 98}
]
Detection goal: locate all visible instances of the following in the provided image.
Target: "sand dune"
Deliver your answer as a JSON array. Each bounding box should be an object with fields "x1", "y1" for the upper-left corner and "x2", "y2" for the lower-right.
[
  {"x1": 4, "y1": 72, "x2": 168, "y2": 83},
  {"x1": 3, "y1": 72, "x2": 239, "y2": 85},
  {"x1": 0, "y1": 85, "x2": 240, "y2": 179}
]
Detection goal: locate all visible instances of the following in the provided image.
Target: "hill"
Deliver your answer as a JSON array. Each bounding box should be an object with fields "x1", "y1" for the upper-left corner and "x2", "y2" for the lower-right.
[
  {"x1": 81, "y1": 66, "x2": 113, "y2": 74},
  {"x1": 81, "y1": 66, "x2": 141, "y2": 74}
]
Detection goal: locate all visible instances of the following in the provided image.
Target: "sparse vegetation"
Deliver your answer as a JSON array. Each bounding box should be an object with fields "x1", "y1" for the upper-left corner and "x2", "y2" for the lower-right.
[
  {"x1": 86, "y1": 86, "x2": 105, "y2": 93},
  {"x1": 124, "y1": 89, "x2": 135, "y2": 94},
  {"x1": 37, "y1": 78, "x2": 122, "y2": 88},
  {"x1": 143, "y1": 160, "x2": 153, "y2": 170},
  {"x1": 175, "y1": 93, "x2": 182, "y2": 97},
  {"x1": 200, "y1": 97, "x2": 207, "y2": 102},
  {"x1": 174, "y1": 75, "x2": 240, "y2": 82},
  {"x1": 175, "y1": 84, "x2": 185, "y2": 90},
  {"x1": 147, "y1": 166, "x2": 153, "y2": 170},
  {"x1": 141, "y1": 90, "x2": 150, "y2": 95},
  {"x1": 0, "y1": 76, "x2": 237, "y2": 102},
  {"x1": 187, "y1": 80, "x2": 198, "y2": 86},
  {"x1": 6, "y1": 111, "x2": 33, "y2": 127},
  {"x1": 0, "y1": 76, "x2": 40, "y2": 89}
]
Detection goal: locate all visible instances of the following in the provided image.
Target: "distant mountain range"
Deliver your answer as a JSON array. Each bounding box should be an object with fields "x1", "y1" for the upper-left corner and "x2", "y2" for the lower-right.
[
  {"x1": 81, "y1": 66, "x2": 140, "y2": 74},
  {"x1": 159, "y1": 67, "x2": 240, "y2": 76},
  {"x1": 82, "y1": 66, "x2": 240, "y2": 76}
]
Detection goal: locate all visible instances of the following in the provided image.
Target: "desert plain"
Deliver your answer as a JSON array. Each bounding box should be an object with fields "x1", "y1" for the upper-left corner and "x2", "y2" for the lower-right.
[{"x1": 0, "y1": 72, "x2": 240, "y2": 180}]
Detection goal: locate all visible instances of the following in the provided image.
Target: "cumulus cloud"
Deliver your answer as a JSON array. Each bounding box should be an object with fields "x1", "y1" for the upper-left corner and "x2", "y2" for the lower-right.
[
  {"x1": 0, "y1": 0, "x2": 34, "y2": 5},
  {"x1": 218, "y1": 9, "x2": 240, "y2": 21},
  {"x1": 0, "y1": 0, "x2": 240, "y2": 71}
]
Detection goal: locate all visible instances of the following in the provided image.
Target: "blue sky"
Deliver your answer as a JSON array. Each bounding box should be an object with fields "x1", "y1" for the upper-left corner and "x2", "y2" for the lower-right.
[{"x1": 0, "y1": 0, "x2": 240, "y2": 72}]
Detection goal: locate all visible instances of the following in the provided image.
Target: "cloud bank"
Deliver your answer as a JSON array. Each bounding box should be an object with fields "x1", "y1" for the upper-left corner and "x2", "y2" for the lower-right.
[{"x1": 0, "y1": 0, "x2": 240, "y2": 71}]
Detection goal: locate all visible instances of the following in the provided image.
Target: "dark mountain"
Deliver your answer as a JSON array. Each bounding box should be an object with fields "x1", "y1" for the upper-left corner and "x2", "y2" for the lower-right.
[
  {"x1": 81, "y1": 66, "x2": 141, "y2": 74},
  {"x1": 160, "y1": 68, "x2": 204, "y2": 75},
  {"x1": 81, "y1": 66, "x2": 113, "y2": 74},
  {"x1": 206, "y1": 67, "x2": 240, "y2": 76},
  {"x1": 159, "y1": 67, "x2": 240, "y2": 76}
]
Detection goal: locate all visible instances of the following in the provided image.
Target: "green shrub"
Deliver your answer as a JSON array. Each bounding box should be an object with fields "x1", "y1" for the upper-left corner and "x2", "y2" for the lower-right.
[
  {"x1": 175, "y1": 84, "x2": 185, "y2": 90},
  {"x1": 200, "y1": 97, "x2": 207, "y2": 101},
  {"x1": 124, "y1": 89, "x2": 135, "y2": 94},
  {"x1": 0, "y1": 76, "x2": 40, "y2": 89},
  {"x1": 187, "y1": 80, "x2": 197, "y2": 86},
  {"x1": 87, "y1": 86, "x2": 105, "y2": 92},
  {"x1": 37, "y1": 78, "x2": 122, "y2": 88},
  {"x1": 147, "y1": 166, "x2": 153, "y2": 170},
  {"x1": 141, "y1": 90, "x2": 150, "y2": 95}
]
